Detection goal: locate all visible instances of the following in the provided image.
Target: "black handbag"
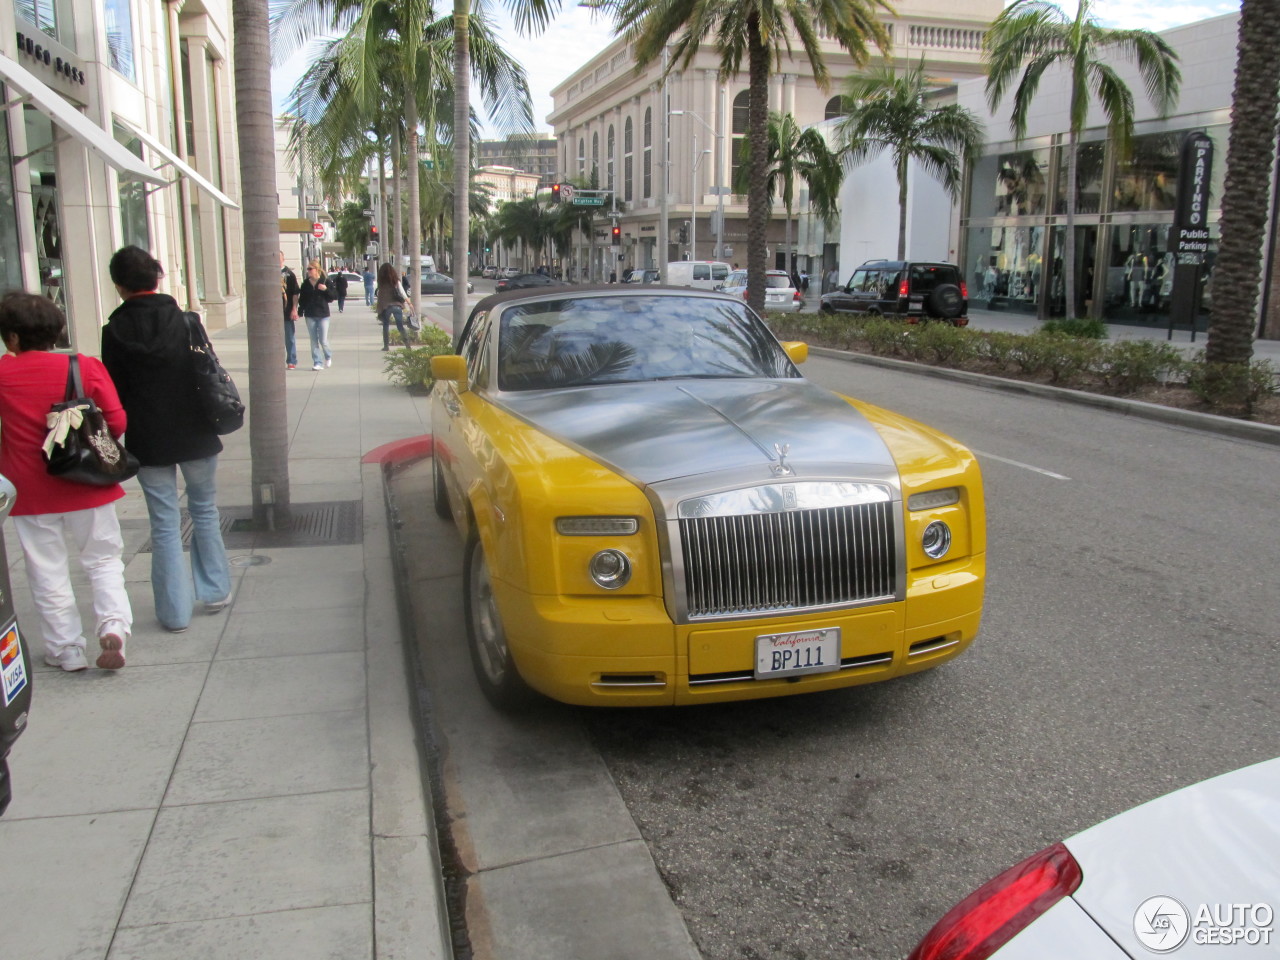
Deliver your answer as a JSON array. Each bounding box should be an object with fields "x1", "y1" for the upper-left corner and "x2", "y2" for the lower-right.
[
  {"x1": 184, "y1": 312, "x2": 245, "y2": 435},
  {"x1": 43, "y1": 355, "x2": 140, "y2": 486}
]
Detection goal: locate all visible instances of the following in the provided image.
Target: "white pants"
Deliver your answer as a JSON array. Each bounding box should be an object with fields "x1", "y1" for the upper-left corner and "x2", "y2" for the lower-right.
[{"x1": 13, "y1": 504, "x2": 133, "y2": 657}]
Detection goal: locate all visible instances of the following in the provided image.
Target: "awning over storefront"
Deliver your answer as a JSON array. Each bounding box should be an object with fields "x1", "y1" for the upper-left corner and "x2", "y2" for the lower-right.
[
  {"x1": 0, "y1": 51, "x2": 166, "y2": 186},
  {"x1": 115, "y1": 118, "x2": 239, "y2": 210}
]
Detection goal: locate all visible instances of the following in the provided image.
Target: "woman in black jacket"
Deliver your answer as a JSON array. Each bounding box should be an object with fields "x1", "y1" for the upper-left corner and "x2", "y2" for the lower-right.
[
  {"x1": 102, "y1": 246, "x2": 232, "y2": 634},
  {"x1": 298, "y1": 260, "x2": 335, "y2": 370}
]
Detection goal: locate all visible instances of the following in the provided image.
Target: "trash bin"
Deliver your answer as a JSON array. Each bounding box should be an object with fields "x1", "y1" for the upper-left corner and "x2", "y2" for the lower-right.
[{"x1": 0, "y1": 473, "x2": 32, "y2": 816}]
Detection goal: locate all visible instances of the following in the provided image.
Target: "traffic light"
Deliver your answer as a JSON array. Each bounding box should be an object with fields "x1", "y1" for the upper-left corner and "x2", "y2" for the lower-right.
[
  {"x1": 369, "y1": 224, "x2": 379, "y2": 243},
  {"x1": 551, "y1": 183, "x2": 562, "y2": 202},
  {"x1": 677, "y1": 222, "x2": 689, "y2": 244},
  {"x1": 611, "y1": 225, "x2": 621, "y2": 243}
]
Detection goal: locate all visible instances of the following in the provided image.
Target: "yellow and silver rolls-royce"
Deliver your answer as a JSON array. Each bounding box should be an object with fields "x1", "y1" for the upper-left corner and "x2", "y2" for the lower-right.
[{"x1": 429, "y1": 287, "x2": 985, "y2": 709}]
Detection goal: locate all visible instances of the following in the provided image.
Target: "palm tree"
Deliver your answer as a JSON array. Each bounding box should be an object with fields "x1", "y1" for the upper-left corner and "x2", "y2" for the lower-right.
[
  {"x1": 606, "y1": 0, "x2": 892, "y2": 315},
  {"x1": 1205, "y1": 0, "x2": 1280, "y2": 372},
  {"x1": 736, "y1": 112, "x2": 845, "y2": 276},
  {"x1": 984, "y1": 0, "x2": 1181, "y2": 319},
  {"x1": 453, "y1": 0, "x2": 563, "y2": 336},
  {"x1": 836, "y1": 58, "x2": 984, "y2": 261},
  {"x1": 234, "y1": 0, "x2": 292, "y2": 524}
]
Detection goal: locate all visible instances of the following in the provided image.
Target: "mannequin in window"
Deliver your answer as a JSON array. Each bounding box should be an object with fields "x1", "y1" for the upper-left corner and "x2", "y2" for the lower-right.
[{"x1": 1125, "y1": 252, "x2": 1149, "y2": 308}]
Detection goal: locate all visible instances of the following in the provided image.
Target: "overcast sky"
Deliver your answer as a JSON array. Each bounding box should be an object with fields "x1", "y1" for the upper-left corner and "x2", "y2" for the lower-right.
[{"x1": 271, "y1": 0, "x2": 1241, "y2": 137}]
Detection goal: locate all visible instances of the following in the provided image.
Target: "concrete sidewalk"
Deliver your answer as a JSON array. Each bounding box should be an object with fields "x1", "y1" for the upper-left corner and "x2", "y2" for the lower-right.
[{"x1": 0, "y1": 301, "x2": 451, "y2": 960}]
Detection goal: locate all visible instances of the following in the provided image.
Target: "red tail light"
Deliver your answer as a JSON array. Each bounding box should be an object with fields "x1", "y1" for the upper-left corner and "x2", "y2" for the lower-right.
[
  {"x1": 898, "y1": 278, "x2": 909, "y2": 298},
  {"x1": 960, "y1": 281, "x2": 969, "y2": 299},
  {"x1": 794, "y1": 289, "x2": 802, "y2": 300},
  {"x1": 907, "y1": 843, "x2": 1082, "y2": 960}
]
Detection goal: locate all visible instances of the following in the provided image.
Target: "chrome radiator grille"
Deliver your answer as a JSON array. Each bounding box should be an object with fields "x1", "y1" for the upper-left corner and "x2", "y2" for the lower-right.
[{"x1": 678, "y1": 501, "x2": 897, "y2": 619}]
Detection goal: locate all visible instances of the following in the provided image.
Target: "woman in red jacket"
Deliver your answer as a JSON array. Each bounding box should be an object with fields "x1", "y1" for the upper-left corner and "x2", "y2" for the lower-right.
[{"x1": 0, "y1": 292, "x2": 132, "y2": 671}]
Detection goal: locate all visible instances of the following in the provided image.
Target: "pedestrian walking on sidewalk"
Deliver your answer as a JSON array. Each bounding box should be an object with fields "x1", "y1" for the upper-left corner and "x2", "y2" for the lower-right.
[
  {"x1": 0, "y1": 292, "x2": 133, "y2": 671},
  {"x1": 299, "y1": 260, "x2": 335, "y2": 370},
  {"x1": 363, "y1": 265, "x2": 375, "y2": 306},
  {"x1": 376, "y1": 262, "x2": 410, "y2": 350},
  {"x1": 329, "y1": 268, "x2": 348, "y2": 313},
  {"x1": 280, "y1": 251, "x2": 300, "y2": 369},
  {"x1": 102, "y1": 246, "x2": 233, "y2": 636}
]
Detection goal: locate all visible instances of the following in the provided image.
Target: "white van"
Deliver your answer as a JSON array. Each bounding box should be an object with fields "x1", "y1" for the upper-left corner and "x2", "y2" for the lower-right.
[
  {"x1": 665, "y1": 260, "x2": 730, "y2": 290},
  {"x1": 401, "y1": 254, "x2": 436, "y2": 274}
]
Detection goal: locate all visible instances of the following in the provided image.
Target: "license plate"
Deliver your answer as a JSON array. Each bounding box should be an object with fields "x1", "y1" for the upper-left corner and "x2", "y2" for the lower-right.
[{"x1": 755, "y1": 627, "x2": 841, "y2": 679}]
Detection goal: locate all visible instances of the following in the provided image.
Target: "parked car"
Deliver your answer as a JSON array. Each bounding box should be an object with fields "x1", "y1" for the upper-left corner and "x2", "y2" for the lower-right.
[
  {"x1": 495, "y1": 273, "x2": 560, "y2": 293},
  {"x1": 0, "y1": 473, "x2": 32, "y2": 817},
  {"x1": 665, "y1": 260, "x2": 731, "y2": 290},
  {"x1": 820, "y1": 260, "x2": 969, "y2": 325},
  {"x1": 624, "y1": 269, "x2": 661, "y2": 284},
  {"x1": 721, "y1": 269, "x2": 804, "y2": 312},
  {"x1": 498, "y1": 266, "x2": 521, "y2": 279},
  {"x1": 908, "y1": 757, "x2": 1280, "y2": 959},
  {"x1": 482, "y1": 265, "x2": 497, "y2": 279},
  {"x1": 420, "y1": 271, "x2": 473, "y2": 295},
  {"x1": 429, "y1": 287, "x2": 985, "y2": 709},
  {"x1": 331, "y1": 271, "x2": 363, "y2": 288}
]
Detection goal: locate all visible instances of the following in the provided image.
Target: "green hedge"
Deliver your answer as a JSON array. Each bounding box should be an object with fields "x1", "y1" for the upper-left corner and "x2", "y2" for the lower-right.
[{"x1": 383, "y1": 325, "x2": 454, "y2": 390}]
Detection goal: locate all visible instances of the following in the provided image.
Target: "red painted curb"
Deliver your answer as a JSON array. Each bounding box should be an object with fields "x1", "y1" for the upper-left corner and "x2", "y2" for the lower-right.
[{"x1": 362, "y1": 435, "x2": 433, "y2": 465}]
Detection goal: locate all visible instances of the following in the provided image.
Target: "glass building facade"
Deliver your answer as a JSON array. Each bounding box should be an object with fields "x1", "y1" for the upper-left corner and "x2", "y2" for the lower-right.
[{"x1": 960, "y1": 118, "x2": 1229, "y2": 325}]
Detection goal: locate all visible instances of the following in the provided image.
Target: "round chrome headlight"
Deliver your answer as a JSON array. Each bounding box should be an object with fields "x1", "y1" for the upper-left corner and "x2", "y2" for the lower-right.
[
  {"x1": 921, "y1": 521, "x2": 952, "y2": 560},
  {"x1": 588, "y1": 549, "x2": 632, "y2": 589}
]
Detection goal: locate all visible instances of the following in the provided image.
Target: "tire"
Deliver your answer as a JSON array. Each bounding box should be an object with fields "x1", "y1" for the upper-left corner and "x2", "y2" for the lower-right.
[
  {"x1": 925, "y1": 283, "x2": 964, "y2": 319},
  {"x1": 463, "y1": 535, "x2": 532, "y2": 711},
  {"x1": 432, "y1": 453, "x2": 451, "y2": 520},
  {"x1": 820, "y1": 302, "x2": 836, "y2": 315}
]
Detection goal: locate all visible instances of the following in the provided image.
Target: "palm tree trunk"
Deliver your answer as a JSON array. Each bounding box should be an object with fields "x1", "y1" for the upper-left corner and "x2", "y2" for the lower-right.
[
  {"x1": 232, "y1": 0, "x2": 290, "y2": 525},
  {"x1": 1207, "y1": 0, "x2": 1280, "y2": 364},
  {"x1": 452, "y1": 0, "x2": 471, "y2": 340},
  {"x1": 377, "y1": 148, "x2": 387, "y2": 263},
  {"x1": 407, "y1": 88, "x2": 422, "y2": 318},
  {"x1": 745, "y1": 18, "x2": 769, "y2": 316},
  {"x1": 1064, "y1": 131, "x2": 1079, "y2": 319},
  {"x1": 784, "y1": 213, "x2": 793, "y2": 277},
  {"x1": 391, "y1": 127, "x2": 403, "y2": 273},
  {"x1": 896, "y1": 153, "x2": 909, "y2": 261}
]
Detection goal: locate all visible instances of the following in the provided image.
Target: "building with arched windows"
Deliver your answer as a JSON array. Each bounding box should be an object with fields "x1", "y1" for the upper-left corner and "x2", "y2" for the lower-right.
[{"x1": 548, "y1": 0, "x2": 1001, "y2": 282}]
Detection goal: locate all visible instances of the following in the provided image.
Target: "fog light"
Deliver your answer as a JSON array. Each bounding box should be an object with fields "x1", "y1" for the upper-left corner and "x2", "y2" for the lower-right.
[
  {"x1": 589, "y1": 549, "x2": 632, "y2": 589},
  {"x1": 921, "y1": 521, "x2": 951, "y2": 559}
]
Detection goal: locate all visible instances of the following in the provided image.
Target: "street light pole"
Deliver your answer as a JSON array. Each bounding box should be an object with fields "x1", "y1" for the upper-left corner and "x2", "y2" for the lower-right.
[
  {"x1": 691, "y1": 137, "x2": 711, "y2": 260},
  {"x1": 669, "y1": 108, "x2": 723, "y2": 261},
  {"x1": 658, "y1": 48, "x2": 670, "y2": 280}
]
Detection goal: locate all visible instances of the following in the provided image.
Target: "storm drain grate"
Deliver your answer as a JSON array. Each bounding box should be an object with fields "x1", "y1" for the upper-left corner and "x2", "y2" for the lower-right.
[{"x1": 139, "y1": 500, "x2": 363, "y2": 551}]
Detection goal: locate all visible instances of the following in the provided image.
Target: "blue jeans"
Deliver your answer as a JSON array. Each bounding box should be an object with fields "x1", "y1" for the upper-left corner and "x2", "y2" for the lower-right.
[
  {"x1": 364, "y1": 282, "x2": 375, "y2": 306},
  {"x1": 138, "y1": 457, "x2": 232, "y2": 631},
  {"x1": 284, "y1": 318, "x2": 297, "y2": 366},
  {"x1": 305, "y1": 315, "x2": 331, "y2": 367},
  {"x1": 380, "y1": 305, "x2": 407, "y2": 347}
]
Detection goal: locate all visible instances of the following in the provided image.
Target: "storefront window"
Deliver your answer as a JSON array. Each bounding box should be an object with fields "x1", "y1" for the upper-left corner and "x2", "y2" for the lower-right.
[
  {"x1": 1054, "y1": 140, "x2": 1106, "y2": 214},
  {"x1": 1046, "y1": 224, "x2": 1099, "y2": 317},
  {"x1": 104, "y1": 0, "x2": 136, "y2": 83},
  {"x1": 113, "y1": 122, "x2": 150, "y2": 251},
  {"x1": 23, "y1": 106, "x2": 68, "y2": 343},
  {"x1": 1113, "y1": 132, "x2": 1179, "y2": 212},
  {"x1": 0, "y1": 114, "x2": 22, "y2": 292},
  {"x1": 969, "y1": 148, "x2": 1052, "y2": 219},
  {"x1": 965, "y1": 224, "x2": 1045, "y2": 313},
  {"x1": 1100, "y1": 222, "x2": 1216, "y2": 324}
]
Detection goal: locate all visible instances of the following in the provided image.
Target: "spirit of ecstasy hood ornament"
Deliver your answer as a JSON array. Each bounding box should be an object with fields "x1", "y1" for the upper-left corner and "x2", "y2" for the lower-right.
[{"x1": 772, "y1": 442, "x2": 794, "y2": 477}]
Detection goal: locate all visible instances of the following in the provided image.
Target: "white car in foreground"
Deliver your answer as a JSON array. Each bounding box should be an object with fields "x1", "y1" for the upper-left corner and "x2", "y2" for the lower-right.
[{"x1": 910, "y1": 758, "x2": 1280, "y2": 959}]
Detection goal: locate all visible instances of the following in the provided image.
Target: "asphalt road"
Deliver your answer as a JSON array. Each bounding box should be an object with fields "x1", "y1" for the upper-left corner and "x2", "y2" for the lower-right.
[{"x1": 398, "y1": 355, "x2": 1280, "y2": 960}]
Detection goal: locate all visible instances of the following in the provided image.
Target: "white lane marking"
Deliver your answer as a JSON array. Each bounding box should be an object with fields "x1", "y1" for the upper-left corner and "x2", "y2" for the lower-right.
[{"x1": 973, "y1": 449, "x2": 1071, "y2": 480}]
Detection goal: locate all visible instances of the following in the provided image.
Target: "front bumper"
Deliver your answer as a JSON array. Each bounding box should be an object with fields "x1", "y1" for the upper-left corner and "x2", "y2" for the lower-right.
[{"x1": 496, "y1": 554, "x2": 984, "y2": 706}]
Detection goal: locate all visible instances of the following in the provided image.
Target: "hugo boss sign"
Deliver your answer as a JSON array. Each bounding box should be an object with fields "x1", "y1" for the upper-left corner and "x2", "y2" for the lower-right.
[{"x1": 1173, "y1": 131, "x2": 1213, "y2": 260}]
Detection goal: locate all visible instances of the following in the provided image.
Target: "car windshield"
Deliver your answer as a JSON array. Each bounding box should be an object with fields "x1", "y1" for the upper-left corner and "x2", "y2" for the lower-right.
[
  {"x1": 496, "y1": 295, "x2": 798, "y2": 391},
  {"x1": 765, "y1": 274, "x2": 792, "y2": 289}
]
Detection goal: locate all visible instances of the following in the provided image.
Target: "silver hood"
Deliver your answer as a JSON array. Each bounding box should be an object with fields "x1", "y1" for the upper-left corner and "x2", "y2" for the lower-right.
[{"x1": 497, "y1": 378, "x2": 897, "y2": 486}]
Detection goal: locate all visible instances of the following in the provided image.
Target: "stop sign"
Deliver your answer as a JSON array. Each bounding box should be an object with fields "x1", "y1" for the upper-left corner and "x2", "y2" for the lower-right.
[{"x1": 311, "y1": 222, "x2": 324, "y2": 239}]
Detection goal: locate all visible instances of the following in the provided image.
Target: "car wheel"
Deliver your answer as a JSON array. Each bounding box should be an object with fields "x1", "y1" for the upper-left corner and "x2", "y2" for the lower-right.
[
  {"x1": 926, "y1": 283, "x2": 964, "y2": 319},
  {"x1": 820, "y1": 303, "x2": 835, "y2": 315},
  {"x1": 432, "y1": 453, "x2": 451, "y2": 520},
  {"x1": 464, "y1": 535, "x2": 532, "y2": 711}
]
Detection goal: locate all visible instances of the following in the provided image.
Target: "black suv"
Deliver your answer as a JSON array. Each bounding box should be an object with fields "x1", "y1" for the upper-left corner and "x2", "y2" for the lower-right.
[{"x1": 820, "y1": 260, "x2": 968, "y2": 325}]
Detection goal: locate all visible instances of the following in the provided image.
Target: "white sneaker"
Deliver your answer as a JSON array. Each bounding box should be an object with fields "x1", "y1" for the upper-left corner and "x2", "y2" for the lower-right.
[
  {"x1": 44, "y1": 646, "x2": 89, "y2": 672},
  {"x1": 325, "y1": 357, "x2": 332, "y2": 368},
  {"x1": 204, "y1": 596, "x2": 231, "y2": 614},
  {"x1": 313, "y1": 363, "x2": 323, "y2": 371}
]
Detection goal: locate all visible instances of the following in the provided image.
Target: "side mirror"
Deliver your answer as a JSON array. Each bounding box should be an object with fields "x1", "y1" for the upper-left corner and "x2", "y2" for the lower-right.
[
  {"x1": 780, "y1": 341, "x2": 808, "y2": 365},
  {"x1": 430, "y1": 355, "x2": 468, "y2": 383}
]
